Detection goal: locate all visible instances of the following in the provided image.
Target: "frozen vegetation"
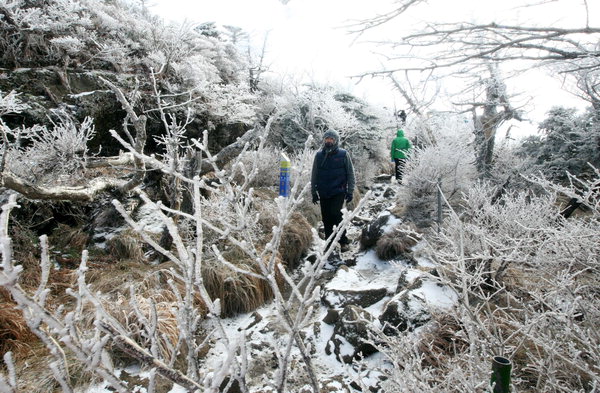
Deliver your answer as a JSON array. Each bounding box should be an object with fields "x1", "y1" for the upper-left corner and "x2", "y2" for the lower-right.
[{"x1": 0, "y1": 0, "x2": 599, "y2": 392}]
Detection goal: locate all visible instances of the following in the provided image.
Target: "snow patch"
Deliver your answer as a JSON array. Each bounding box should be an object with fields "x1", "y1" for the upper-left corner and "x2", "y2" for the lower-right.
[
  {"x1": 352, "y1": 250, "x2": 407, "y2": 288},
  {"x1": 168, "y1": 385, "x2": 188, "y2": 393},
  {"x1": 380, "y1": 211, "x2": 402, "y2": 234},
  {"x1": 135, "y1": 203, "x2": 167, "y2": 234},
  {"x1": 416, "y1": 280, "x2": 458, "y2": 310},
  {"x1": 68, "y1": 91, "x2": 97, "y2": 98},
  {"x1": 325, "y1": 267, "x2": 366, "y2": 291}
]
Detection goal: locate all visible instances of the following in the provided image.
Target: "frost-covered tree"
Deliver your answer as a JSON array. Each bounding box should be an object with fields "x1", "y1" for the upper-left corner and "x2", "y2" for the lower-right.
[
  {"x1": 361, "y1": 172, "x2": 600, "y2": 392},
  {"x1": 270, "y1": 84, "x2": 363, "y2": 148},
  {"x1": 517, "y1": 106, "x2": 600, "y2": 182},
  {"x1": 0, "y1": 0, "x2": 243, "y2": 83},
  {"x1": 470, "y1": 66, "x2": 523, "y2": 178},
  {"x1": 350, "y1": 0, "x2": 597, "y2": 173},
  {"x1": 400, "y1": 111, "x2": 477, "y2": 225},
  {"x1": 351, "y1": 0, "x2": 600, "y2": 85},
  {"x1": 262, "y1": 82, "x2": 392, "y2": 187},
  {"x1": 0, "y1": 116, "x2": 369, "y2": 392},
  {"x1": 0, "y1": 0, "x2": 260, "y2": 159}
]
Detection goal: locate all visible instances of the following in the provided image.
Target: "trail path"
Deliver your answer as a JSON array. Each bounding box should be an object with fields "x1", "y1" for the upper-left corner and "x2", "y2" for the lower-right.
[
  {"x1": 85, "y1": 178, "x2": 457, "y2": 393},
  {"x1": 200, "y1": 179, "x2": 457, "y2": 392}
]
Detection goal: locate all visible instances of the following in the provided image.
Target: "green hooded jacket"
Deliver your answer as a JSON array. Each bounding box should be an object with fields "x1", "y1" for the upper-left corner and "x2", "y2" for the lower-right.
[{"x1": 391, "y1": 129, "x2": 411, "y2": 159}]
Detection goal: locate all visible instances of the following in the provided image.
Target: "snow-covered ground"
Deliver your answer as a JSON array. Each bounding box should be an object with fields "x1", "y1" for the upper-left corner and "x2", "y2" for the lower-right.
[{"x1": 84, "y1": 180, "x2": 458, "y2": 392}]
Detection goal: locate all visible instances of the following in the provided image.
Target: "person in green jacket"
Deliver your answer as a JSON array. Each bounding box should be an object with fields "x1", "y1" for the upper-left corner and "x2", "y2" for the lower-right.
[{"x1": 390, "y1": 129, "x2": 411, "y2": 183}]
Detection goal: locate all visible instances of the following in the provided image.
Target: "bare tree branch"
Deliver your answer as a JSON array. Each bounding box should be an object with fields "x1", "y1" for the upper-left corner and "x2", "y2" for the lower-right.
[
  {"x1": 351, "y1": 2, "x2": 600, "y2": 105},
  {"x1": 1, "y1": 172, "x2": 127, "y2": 201},
  {"x1": 99, "y1": 76, "x2": 147, "y2": 192},
  {"x1": 99, "y1": 322, "x2": 204, "y2": 392},
  {"x1": 346, "y1": 0, "x2": 427, "y2": 35}
]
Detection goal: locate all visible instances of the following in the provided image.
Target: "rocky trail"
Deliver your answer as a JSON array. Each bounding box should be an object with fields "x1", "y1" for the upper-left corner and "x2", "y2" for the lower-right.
[
  {"x1": 84, "y1": 176, "x2": 458, "y2": 393},
  {"x1": 188, "y1": 177, "x2": 458, "y2": 393}
]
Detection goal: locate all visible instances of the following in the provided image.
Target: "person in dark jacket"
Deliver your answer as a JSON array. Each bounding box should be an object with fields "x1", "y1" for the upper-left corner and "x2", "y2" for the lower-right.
[
  {"x1": 311, "y1": 129, "x2": 355, "y2": 252},
  {"x1": 390, "y1": 128, "x2": 411, "y2": 182}
]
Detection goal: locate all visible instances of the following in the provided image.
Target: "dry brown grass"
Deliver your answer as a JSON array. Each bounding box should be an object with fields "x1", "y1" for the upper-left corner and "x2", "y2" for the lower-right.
[
  {"x1": 202, "y1": 254, "x2": 284, "y2": 318},
  {"x1": 280, "y1": 213, "x2": 312, "y2": 270},
  {"x1": 375, "y1": 228, "x2": 420, "y2": 261},
  {"x1": 85, "y1": 259, "x2": 156, "y2": 295},
  {"x1": 255, "y1": 193, "x2": 314, "y2": 270},
  {"x1": 12, "y1": 342, "x2": 96, "y2": 393},
  {"x1": 101, "y1": 292, "x2": 182, "y2": 361},
  {"x1": 7, "y1": 220, "x2": 81, "y2": 300},
  {"x1": 86, "y1": 260, "x2": 208, "y2": 311},
  {"x1": 8, "y1": 216, "x2": 38, "y2": 245},
  {"x1": 105, "y1": 230, "x2": 145, "y2": 262},
  {"x1": 416, "y1": 312, "x2": 470, "y2": 369},
  {"x1": 251, "y1": 187, "x2": 279, "y2": 202},
  {"x1": 0, "y1": 292, "x2": 39, "y2": 360},
  {"x1": 8, "y1": 222, "x2": 41, "y2": 274},
  {"x1": 49, "y1": 223, "x2": 89, "y2": 252},
  {"x1": 85, "y1": 261, "x2": 208, "y2": 363},
  {"x1": 0, "y1": 262, "x2": 77, "y2": 361},
  {"x1": 389, "y1": 198, "x2": 409, "y2": 218}
]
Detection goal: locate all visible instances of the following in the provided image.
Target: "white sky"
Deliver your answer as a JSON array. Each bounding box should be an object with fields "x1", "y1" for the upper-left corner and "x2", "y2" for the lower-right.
[
  {"x1": 151, "y1": 0, "x2": 395, "y2": 101},
  {"x1": 150, "y1": 0, "x2": 597, "y2": 136}
]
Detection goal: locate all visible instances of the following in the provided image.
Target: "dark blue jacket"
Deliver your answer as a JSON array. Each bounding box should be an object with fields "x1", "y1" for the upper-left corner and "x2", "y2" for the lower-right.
[{"x1": 311, "y1": 147, "x2": 355, "y2": 199}]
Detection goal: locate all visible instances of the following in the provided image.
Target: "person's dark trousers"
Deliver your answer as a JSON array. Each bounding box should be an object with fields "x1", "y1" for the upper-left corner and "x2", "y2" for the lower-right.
[
  {"x1": 394, "y1": 158, "x2": 406, "y2": 181},
  {"x1": 320, "y1": 193, "x2": 349, "y2": 248}
]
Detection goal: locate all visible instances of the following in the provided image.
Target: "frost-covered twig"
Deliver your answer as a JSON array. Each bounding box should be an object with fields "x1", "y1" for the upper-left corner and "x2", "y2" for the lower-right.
[
  {"x1": 99, "y1": 322, "x2": 202, "y2": 392},
  {"x1": 525, "y1": 165, "x2": 600, "y2": 215},
  {"x1": 385, "y1": 173, "x2": 600, "y2": 391},
  {"x1": 0, "y1": 352, "x2": 17, "y2": 393},
  {"x1": 0, "y1": 241, "x2": 129, "y2": 391}
]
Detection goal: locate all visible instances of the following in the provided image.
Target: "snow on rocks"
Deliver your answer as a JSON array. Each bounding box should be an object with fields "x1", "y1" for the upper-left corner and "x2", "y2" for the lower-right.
[
  {"x1": 83, "y1": 179, "x2": 457, "y2": 392},
  {"x1": 358, "y1": 211, "x2": 401, "y2": 249},
  {"x1": 322, "y1": 265, "x2": 390, "y2": 309},
  {"x1": 325, "y1": 305, "x2": 377, "y2": 364},
  {"x1": 318, "y1": 180, "x2": 458, "y2": 362}
]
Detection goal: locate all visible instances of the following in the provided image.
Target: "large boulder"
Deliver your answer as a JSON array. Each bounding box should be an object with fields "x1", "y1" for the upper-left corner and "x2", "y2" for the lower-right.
[{"x1": 322, "y1": 266, "x2": 391, "y2": 311}]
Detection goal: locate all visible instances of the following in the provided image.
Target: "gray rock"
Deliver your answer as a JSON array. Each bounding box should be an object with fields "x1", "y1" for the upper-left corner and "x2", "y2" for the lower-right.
[
  {"x1": 373, "y1": 174, "x2": 393, "y2": 183},
  {"x1": 326, "y1": 305, "x2": 378, "y2": 363},
  {"x1": 379, "y1": 288, "x2": 430, "y2": 336},
  {"x1": 360, "y1": 214, "x2": 390, "y2": 249},
  {"x1": 395, "y1": 270, "x2": 411, "y2": 294},
  {"x1": 322, "y1": 309, "x2": 340, "y2": 325},
  {"x1": 383, "y1": 186, "x2": 395, "y2": 198},
  {"x1": 322, "y1": 287, "x2": 388, "y2": 309},
  {"x1": 240, "y1": 312, "x2": 263, "y2": 331}
]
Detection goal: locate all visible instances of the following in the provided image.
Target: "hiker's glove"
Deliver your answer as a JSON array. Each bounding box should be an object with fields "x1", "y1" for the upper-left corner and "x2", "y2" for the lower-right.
[
  {"x1": 345, "y1": 193, "x2": 353, "y2": 203},
  {"x1": 312, "y1": 194, "x2": 319, "y2": 204}
]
